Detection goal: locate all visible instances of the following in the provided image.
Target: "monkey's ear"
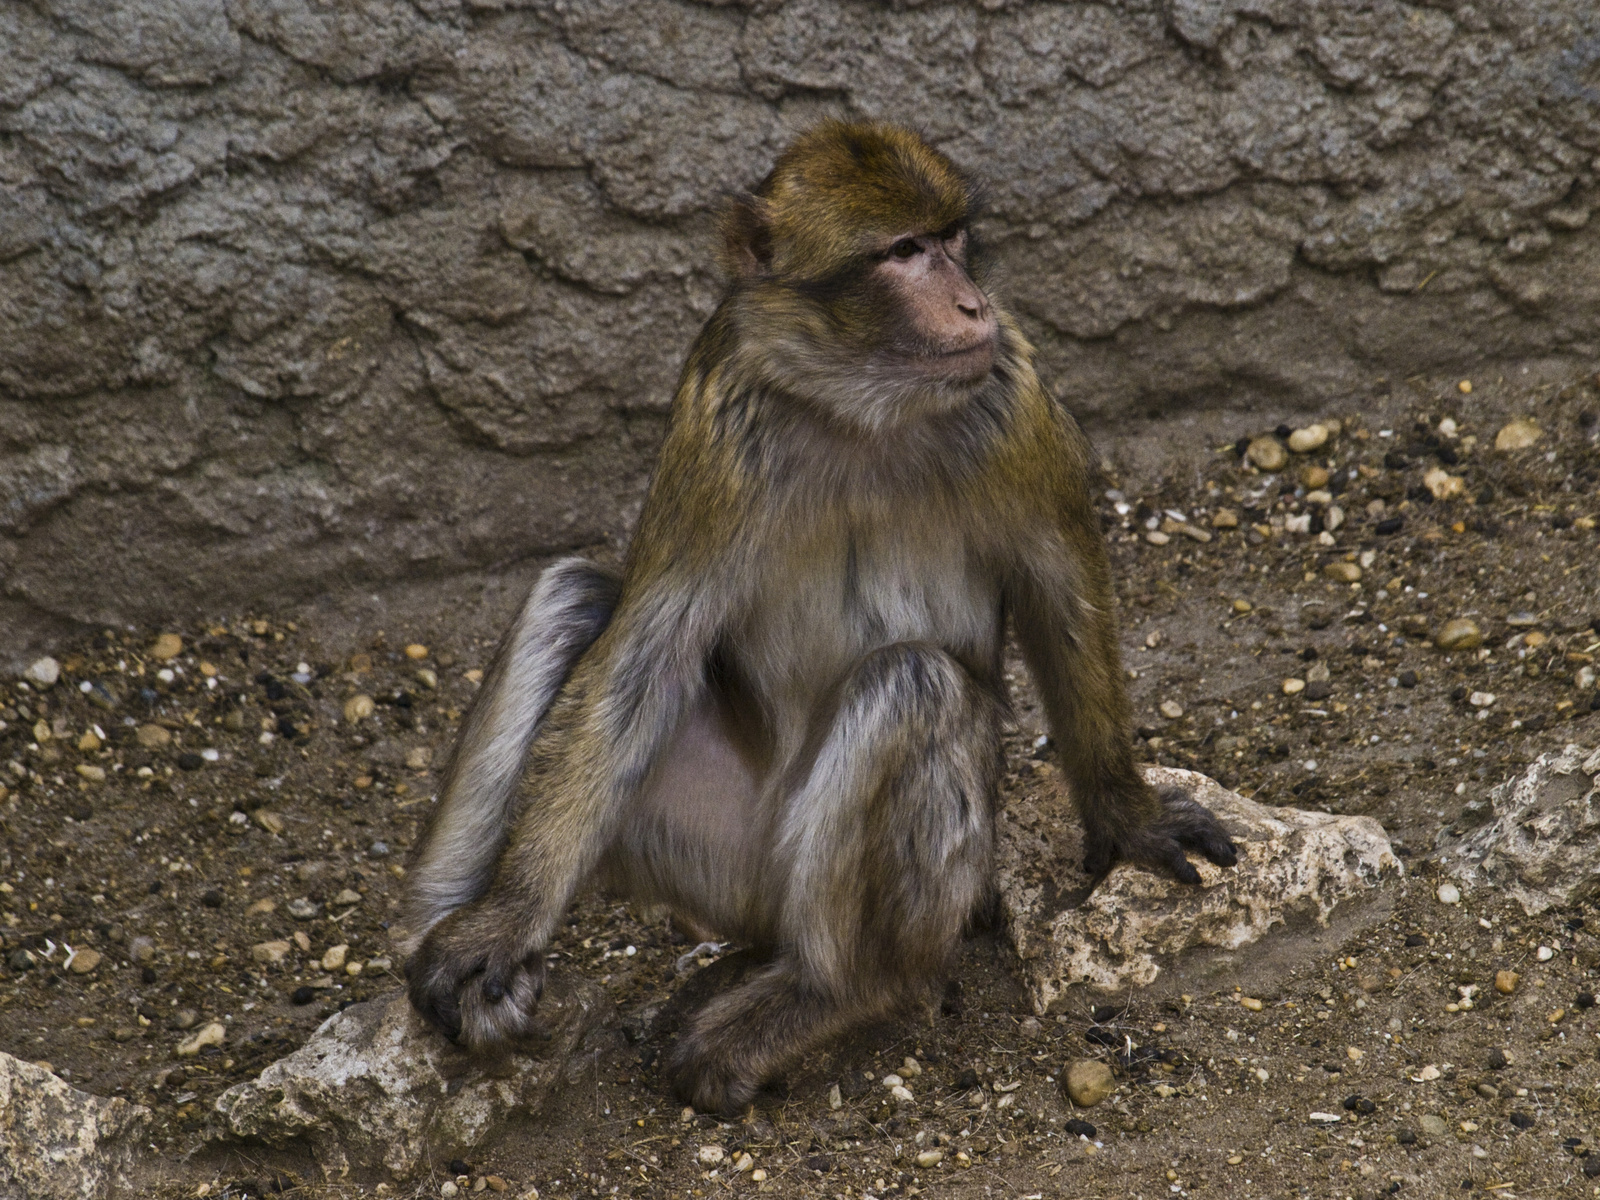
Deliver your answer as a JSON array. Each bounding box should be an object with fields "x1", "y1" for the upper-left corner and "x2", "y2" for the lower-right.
[{"x1": 717, "y1": 193, "x2": 772, "y2": 282}]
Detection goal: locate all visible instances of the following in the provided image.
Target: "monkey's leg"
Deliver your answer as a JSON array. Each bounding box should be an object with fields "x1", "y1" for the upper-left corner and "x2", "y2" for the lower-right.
[
  {"x1": 400, "y1": 557, "x2": 620, "y2": 955},
  {"x1": 665, "y1": 642, "x2": 1002, "y2": 1114}
]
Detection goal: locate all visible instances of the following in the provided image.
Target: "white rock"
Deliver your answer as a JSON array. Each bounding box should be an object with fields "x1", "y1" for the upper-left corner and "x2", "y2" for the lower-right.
[
  {"x1": 213, "y1": 978, "x2": 606, "y2": 1179},
  {"x1": 0, "y1": 1051, "x2": 150, "y2": 1199},
  {"x1": 697, "y1": 1145, "x2": 725, "y2": 1166},
  {"x1": 1537, "y1": 945, "x2": 1554, "y2": 962},
  {"x1": 998, "y1": 766, "x2": 1400, "y2": 1011},
  {"x1": 1436, "y1": 883, "x2": 1461, "y2": 905},
  {"x1": 1444, "y1": 744, "x2": 1600, "y2": 914},
  {"x1": 177, "y1": 1022, "x2": 226, "y2": 1056},
  {"x1": 24, "y1": 657, "x2": 60, "y2": 687},
  {"x1": 890, "y1": 1084, "x2": 915, "y2": 1103}
]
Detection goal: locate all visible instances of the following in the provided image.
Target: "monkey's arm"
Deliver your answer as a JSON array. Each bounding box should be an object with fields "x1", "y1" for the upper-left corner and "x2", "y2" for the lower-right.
[
  {"x1": 406, "y1": 571, "x2": 734, "y2": 1043},
  {"x1": 1004, "y1": 418, "x2": 1236, "y2": 884}
]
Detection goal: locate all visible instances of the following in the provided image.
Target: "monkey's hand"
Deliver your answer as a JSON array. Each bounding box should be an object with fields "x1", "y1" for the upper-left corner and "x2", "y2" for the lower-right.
[
  {"x1": 1083, "y1": 784, "x2": 1238, "y2": 885},
  {"x1": 405, "y1": 906, "x2": 547, "y2": 1047}
]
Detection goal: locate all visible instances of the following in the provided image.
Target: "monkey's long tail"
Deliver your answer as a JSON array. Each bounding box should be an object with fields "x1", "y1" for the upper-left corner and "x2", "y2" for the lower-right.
[{"x1": 397, "y1": 557, "x2": 621, "y2": 953}]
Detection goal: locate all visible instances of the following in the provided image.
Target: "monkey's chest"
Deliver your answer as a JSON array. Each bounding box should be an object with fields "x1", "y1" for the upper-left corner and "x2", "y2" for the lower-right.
[{"x1": 738, "y1": 530, "x2": 1001, "y2": 712}]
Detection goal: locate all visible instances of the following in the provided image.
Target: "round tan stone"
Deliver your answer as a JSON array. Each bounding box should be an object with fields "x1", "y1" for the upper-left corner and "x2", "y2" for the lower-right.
[
  {"x1": 1434, "y1": 618, "x2": 1483, "y2": 651},
  {"x1": 1063, "y1": 1059, "x2": 1116, "y2": 1107},
  {"x1": 1246, "y1": 437, "x2": 1288, "y2": 471}
]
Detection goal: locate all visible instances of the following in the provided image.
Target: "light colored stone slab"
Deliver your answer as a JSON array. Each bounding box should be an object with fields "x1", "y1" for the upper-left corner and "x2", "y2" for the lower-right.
[
  {"x1": 998, "y1": 765, "x2": 1401, "y2": 1013},
  {"x1": 214, "y1": 974, "x2": 608, "y2": 1179},
  {"x1": 0, "y1": 1051, "x2": 149, "y2": 1200},
  {"x1": 1443, "y1": 743, "x2": 1600, "y2": 915}
]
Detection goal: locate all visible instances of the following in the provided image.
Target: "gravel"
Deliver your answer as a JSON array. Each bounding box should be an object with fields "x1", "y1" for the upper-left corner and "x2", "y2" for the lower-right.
[{"x1": 0, "y1": 370, "x2": 1597, "y2": 1198}]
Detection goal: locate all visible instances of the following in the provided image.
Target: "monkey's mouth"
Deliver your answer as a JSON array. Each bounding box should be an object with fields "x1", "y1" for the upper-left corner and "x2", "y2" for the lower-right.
[{"x1": 911, "y1": 339, "x2": 996, "y2": 380}]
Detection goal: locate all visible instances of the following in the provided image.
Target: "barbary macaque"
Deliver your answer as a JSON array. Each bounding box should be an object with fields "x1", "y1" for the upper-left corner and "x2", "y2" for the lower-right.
[{"x1": 402, "y1": 121, "x2": 1236, "y2": 1113}]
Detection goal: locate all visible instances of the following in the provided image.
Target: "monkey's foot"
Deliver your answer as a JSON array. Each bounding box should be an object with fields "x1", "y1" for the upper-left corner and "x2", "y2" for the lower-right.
[
  {"x1": 1084, "y1": 785, "x2": 1238, "y2": 885},
  {"x1": 664, "y1": 1035, "x2": 763, "y2": 1117},
  {"x1": 404, "y1": 911, "x2": 547, "y2": 1047}
]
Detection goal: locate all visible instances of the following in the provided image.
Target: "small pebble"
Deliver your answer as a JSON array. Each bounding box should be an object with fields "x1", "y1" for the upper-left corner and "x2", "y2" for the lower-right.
[
  {"x1": 1211, "y1": 508, "x2": 1239, "y2": 528},
  {"x1": 136, "y1": 724, "x2": 172, "y2": 749},
  {"x1": 24, "y1": 657, "x2": 60, "y2": 687},
  {"x1": 1247, "y1": 437, "x2": 1288, "y2": 471},
  {"x1": 406, "y1": 746, "x2": 433, "y2": 770},
  {"x1": 1239, "y1": 996, "x2": 1264, "y2": 1011},
  {"x1": 67, "y1": 948, "x2": 102, "y2": 975},
  {"x1": 1434, "y1": 618, "x2": 1483, "y2": 651},
  {"x1": 322, "y1": 944, "x2": 349, "y2": 971},
  {"x1": 1288, "y1": 424, "x2": 1329, "y2": 453},
  {"x1": 1159, "y1": 700, "x2": 1184, "y2": 720},
  {"x1": 1282, "y1": 678, "x2": 1305, "y2": 695},
  {"x1": 915, "y1": 1149, "x2": 943, "y2": 1169},
  {"x1": 150, "y1": 633, "x2": 184, "y2": 661},
  {"x1": 251, "y1": 941, "x2": 291, "y2": 965},
  {"x1": 405, "y1": 644, "x2": 429, "y2": 660},
  {"x1": 1537, "y1": 945, "x2": 1554, "y2": 962},
  {"x1": 1232, "y1": 598, "x2": 1252, "y2": 613},
  {"x1": 1323, "y1": 561, "x2": 1361, "y2": 583},
  {"x1": 1418, "y1": 1114, "x2": 1449, "y2": 1138},
  {"x1": 286, "y1": 898, "x2": 320, "y2": 920},
  {"x1": 1145, "y1": 530, "x2": 1171, "y2": 546},
  {"x1": 1468, "y1": 691, "x2": 1497, "y2": 708},
  {"x1": 75, "y1": 764, "x2": 106, "y2": 784},
  {"x1": 1494, "y1": 418, "x2": 1542, "y2": 451},
  {"x1": 1495, "y1": 970, "x2": 1519, "y2": 995},
  {"x1": 1423, "y1": 468, "x2": 1465, "y2": 500},
  {"x1": 1436, "y1": 883, "x2": 1461, "y2": 904},
  {"x1": 1065, "y1": 1118, "x2": 1097, "y2": 1138},
  {"x1": 1062, "y1": 1059, "x2": 1116, "y2": 1107},
  {"x1": 343, "y1": 694, "x2": 375, "y2": 723},
  {"x1": 253, "y1": 810, "x2": 286, "y2": 835},
  {"x1": 176, "y1": 1021, "x2": 226, "y2": 1056},
  {"x1": 696, "y1": 1145, "x2": 725, "y2": 1166},
  {"x1": 441, "y1": 1184, "x2": 458, "y2": 1199}
]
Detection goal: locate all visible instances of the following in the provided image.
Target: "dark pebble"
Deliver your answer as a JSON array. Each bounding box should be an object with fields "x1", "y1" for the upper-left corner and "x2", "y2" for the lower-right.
[
  {"x1": 1384, "y1": 450, "x2": 1410, "y2": 469},
  {"x1": 141, "y1": 966, "x2": 158, "y2": 984},
  {"x1": 1086, "y1": 1028, "x2": 1121, "y2": 1048},
  {"x1": 1567, "y1": 917, "x2": 1586, "y2": 931},
  {"x1": 1509, "y1": 1111, "x2": 1535, "y2": 1129},
  {"x1": 202, "y1": 889, "x2": 224, "y2": 908},
  {"x1": 1486, "y1": 1048, "x2": 1509, "y2": 1070},
  {"x1": 447, "y1": 1159, "x2": 472, "y2": 1177},
  {"x1": 1375, "y1": 516, "x2": 1404, "y2": 535},
  {"x1": 1398, "y1": 670, "x2": 1418, "y2": 688},
  {"x1": 1585, "y1": 1159, "x2": 1600, "y2": 1179},
  {"x1": 1305, "y1": 680, "x2": 1332, "y2": 701},
  {"x1": 1342, "y1": 1094, "x2": 1377, "y2": 1114},
  {"x1": 177, "y1": 752, "x2": 204, "y2": 771},
  {"x1": 1299, "y1": 647, "x2": 1319, "y2": 661},
  {"x1": 954, "y1": 1068, "x2": 980, "y2": 1091},
  {"x1": 1575, "y1": 992, "x2": 1596, "y2": 1010},
  {"x1": 1091, "y1": 1004, "x2": 1122, "y2": 1023},
  {"x1": 1580, "y1": 410, "x2": 1598, "y2": 429},
  {"x1": 1436, "y1": 444, "x2": 1459, "y2": 465},
  {"x1": 1064, "y1": 1118, "x2": 1097, "y2": 1138},
  {"x1": 71, "y1": 803, "x2": 93, "y2": 821},
  {"x1": 1405, "y1": 934, "x2": 1428, "y2": 947},
  {"x1": 290, "y1": 986, "x2": 317, "y2": 1005},
  {"x1": 1274, "y1": 423, "x2": 1293, "y2": 439},
  {"x1": 803, "y1": 1155, "x2": 834, "y2": 1174},
  {"x1": 1396, "y1": 1128, "x2": 1417, "y2": 1145}
]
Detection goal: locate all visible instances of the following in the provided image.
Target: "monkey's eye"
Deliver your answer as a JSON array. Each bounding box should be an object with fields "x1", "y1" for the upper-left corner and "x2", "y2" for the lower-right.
[{"x1": 889, "y1": 238, "x2": 922, "y2": 260}]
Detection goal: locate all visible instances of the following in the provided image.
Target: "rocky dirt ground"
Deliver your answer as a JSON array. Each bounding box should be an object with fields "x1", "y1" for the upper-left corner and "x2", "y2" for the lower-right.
[{"x1": 2, "y1": 369, "x2": 1598, "y2": 1200}]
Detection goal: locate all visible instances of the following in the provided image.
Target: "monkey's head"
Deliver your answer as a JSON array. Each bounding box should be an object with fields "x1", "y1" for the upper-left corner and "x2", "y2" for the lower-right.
[{"x1": 719, "y1": 122, "x2": 1004, "y2": 431}]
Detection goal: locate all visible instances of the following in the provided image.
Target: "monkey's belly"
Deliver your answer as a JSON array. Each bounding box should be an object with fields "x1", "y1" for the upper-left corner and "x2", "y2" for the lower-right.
[{"x1": 597, "y1": 694, "x2": 783, "y2": 944}]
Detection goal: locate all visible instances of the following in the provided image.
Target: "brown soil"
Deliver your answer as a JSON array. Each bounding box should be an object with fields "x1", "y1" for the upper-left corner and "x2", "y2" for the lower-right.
[{"x1": 2, "y1": 370, "x2": 1598, "y2": 1200}]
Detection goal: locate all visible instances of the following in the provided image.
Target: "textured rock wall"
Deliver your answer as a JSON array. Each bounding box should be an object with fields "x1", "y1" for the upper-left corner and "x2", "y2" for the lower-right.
[{"x1": 4, "y1": 0, "x2": 1599, "y2": 650}]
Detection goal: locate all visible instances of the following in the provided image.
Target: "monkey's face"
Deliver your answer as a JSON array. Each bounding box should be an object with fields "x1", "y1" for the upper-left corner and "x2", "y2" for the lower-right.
[{"x1": 868, "y1": 226, "x2": 997, "y2": 386}]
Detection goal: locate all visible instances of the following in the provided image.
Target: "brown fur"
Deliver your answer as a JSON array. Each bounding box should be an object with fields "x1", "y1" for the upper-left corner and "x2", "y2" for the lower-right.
[{"x1": 403, "y1": 122, "x2": 1236, "y2": 1113}]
